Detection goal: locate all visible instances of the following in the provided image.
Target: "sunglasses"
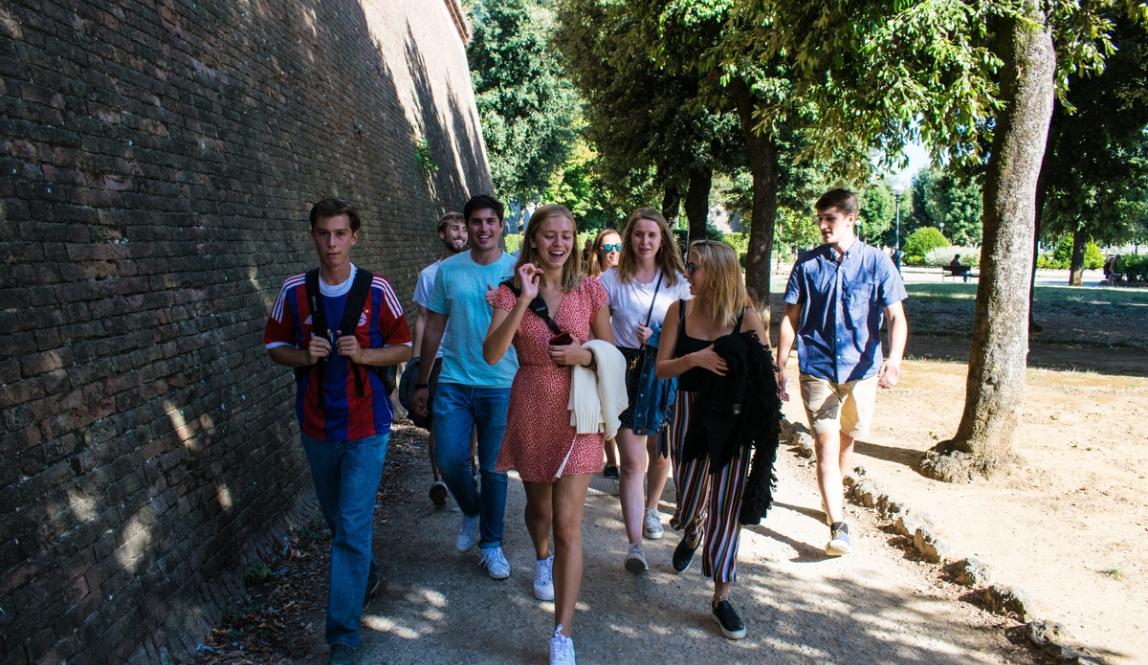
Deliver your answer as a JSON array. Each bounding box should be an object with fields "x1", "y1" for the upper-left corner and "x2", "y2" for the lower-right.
[
  {"x1": 685, "y1": 262, "x2": 699, "y2": 275},
  {"x1": 599, "y1": 243, "x2": 622, "y2": 252}
]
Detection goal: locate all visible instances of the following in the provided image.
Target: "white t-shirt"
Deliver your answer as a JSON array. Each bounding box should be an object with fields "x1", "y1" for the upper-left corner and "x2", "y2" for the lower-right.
[
  {"x1": 599, "y1": 267, "x2": 692, "y2": 349},
  {"x1": 414, "y1": 259, "x2": 446, "y2": 358}
]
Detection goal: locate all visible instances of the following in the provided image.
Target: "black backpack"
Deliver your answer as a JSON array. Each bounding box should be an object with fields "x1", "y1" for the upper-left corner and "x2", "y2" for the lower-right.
[{"x1": 298, "y1": 268, "x2": 398, "y2": 410}]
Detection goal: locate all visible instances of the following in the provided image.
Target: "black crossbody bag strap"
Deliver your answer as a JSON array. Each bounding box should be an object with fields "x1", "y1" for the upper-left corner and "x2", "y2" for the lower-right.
[
  {"x1": 500, "y1": 278, "x2": 563, "y2": 335},
  {"x1": 642, "y1": 270, "x2": 663, "y2": 328}
]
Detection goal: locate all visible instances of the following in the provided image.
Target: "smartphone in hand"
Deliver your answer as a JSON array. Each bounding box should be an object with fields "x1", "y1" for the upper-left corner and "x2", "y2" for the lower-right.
[{"x1": 548, "y1": 332, "x2": 573, "y2": 346}]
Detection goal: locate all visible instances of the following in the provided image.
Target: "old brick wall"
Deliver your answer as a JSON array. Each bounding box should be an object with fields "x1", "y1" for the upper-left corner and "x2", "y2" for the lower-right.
[{"x1": 0, "y1": 0, "x2": 490, "y2": 662}]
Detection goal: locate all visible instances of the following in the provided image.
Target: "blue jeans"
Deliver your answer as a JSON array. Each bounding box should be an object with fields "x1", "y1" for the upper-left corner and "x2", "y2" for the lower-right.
[
  {"x1": 432, "y1": 382, "x2": 510, "y2": 549},
  {"x1": 301, "y1": 432, "x2": 390, "y2": 649}
]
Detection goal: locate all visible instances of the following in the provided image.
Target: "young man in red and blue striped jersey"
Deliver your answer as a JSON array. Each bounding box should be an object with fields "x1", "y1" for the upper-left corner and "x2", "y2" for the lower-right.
[{"x1": 264, "y1": 198, "x2": 411, "y2": 665}]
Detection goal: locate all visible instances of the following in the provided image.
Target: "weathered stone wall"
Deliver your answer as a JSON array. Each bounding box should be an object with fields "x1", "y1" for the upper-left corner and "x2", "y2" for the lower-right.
[{"x1": 0, "y1": 1, "x2": 489, "y2": 662}]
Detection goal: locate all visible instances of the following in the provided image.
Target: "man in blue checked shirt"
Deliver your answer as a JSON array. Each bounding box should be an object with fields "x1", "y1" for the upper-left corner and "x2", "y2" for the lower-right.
[{"x1": 775, "y1": 188, "x2": 908, "y2": 557}]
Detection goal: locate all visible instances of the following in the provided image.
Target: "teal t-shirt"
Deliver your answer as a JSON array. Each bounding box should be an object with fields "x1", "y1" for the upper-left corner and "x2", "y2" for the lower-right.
[{"x1": 427, "y1": 250, "x2": 519, "y2": 387}]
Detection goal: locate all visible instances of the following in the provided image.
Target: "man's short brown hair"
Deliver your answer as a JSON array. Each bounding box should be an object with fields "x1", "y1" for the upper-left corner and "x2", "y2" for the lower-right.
[
  {"x1": 814, "y1": 189, "x2": 859, "y2": 215},
  {"x1": 309, "y1": 198, "x2": 361, "y2": 231}
]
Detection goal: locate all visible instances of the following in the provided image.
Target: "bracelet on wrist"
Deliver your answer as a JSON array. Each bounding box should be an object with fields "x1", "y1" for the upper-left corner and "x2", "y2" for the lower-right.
[{"x1": 415, "y1": 382, "x2": 429, "y2": 390}]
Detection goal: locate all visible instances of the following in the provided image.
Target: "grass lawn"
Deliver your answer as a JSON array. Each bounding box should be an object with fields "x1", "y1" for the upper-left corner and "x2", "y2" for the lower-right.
[{"x1": 903, "y1": 283, "x2": 1148, "y2": 351}]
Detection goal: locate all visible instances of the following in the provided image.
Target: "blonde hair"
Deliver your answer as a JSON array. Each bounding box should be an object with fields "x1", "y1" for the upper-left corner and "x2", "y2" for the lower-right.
[
  {"x1": 585, "y1": 228, "x2": 621, "y2": 278},
  {"x1": 514, "y1": 204, "x2": 583, "y2": 292},
  {"x1": 617, "y1": 208, "x2": 685, "y2": 286},
  {"x1": 688, "y1": 240, "x2": 751, "y2": 330}
]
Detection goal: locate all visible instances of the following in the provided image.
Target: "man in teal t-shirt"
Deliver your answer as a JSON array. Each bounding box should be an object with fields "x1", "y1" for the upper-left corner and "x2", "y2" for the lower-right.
[{"x1": 413, "y1": 194, "x2": 518, "y2": 581}]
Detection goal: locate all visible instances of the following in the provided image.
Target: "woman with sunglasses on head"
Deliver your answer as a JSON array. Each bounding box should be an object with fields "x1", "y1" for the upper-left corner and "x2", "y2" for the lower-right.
[
  {"x1": 585, "y1": 228, "x2": 624, "y2": 478},
  {"x1": 655, "y1": 240, "x2": 773, "y2": 640},
  {"x1": 597, "y1": 208, "x2": 691, "y2": 572},
  {"x1": 484, "y1": 204, "x2": 614, "y2": 665}
]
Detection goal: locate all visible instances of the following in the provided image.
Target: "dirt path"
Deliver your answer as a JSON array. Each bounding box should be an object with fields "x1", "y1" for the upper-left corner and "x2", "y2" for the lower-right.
[{"x1": 345, "y1": 426, "x2": 1035, "y2": 664}]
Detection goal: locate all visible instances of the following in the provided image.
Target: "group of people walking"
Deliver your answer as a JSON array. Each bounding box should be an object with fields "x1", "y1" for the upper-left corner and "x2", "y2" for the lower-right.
[{"x1": 263, "y1": 188, "x2": 908, "y2": 664}]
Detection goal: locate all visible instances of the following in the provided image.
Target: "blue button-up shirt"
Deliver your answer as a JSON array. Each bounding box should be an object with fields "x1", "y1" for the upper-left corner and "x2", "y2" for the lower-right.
[{"x1": 784, "y1": 241, "x2": 907, "y2": 384}]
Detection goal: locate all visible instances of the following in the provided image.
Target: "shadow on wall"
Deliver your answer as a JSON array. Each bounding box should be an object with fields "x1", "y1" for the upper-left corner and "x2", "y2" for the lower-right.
[{"x1": 1, "y1": 0, "x2": 488, "y2": 662}]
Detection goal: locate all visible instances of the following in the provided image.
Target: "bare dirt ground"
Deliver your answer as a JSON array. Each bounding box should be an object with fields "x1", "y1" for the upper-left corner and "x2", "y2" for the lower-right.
[{"x1": 770, "y1": 269, "x2": 1148, "y2": 664}]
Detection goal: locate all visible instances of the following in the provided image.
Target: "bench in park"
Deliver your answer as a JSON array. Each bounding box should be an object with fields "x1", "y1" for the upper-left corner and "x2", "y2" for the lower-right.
[{"x1": 942, "y1": 264, "x2": 975, "y2": 282}]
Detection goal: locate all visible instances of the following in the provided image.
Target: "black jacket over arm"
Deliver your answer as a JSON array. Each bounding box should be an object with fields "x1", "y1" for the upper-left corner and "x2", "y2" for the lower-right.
[{"x1": 681, "y1": 330, "x2": 781, "y2": 525}]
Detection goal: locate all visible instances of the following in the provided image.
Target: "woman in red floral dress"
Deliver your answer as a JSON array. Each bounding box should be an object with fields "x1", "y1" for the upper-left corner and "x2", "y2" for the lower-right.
[{"x1": 484, "y1": 204, "x2": 612, "y2": 665}]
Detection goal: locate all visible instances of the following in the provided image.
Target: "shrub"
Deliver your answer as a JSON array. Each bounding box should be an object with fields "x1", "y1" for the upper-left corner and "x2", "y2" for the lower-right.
[
  {"x1": 1115, "y1": 254, "x2": 1148, "y2": 282},
  {"x1": 903, "y1": 227, "x2": 950, "y2": 265},
  {"x1": 925, "y1": 246, "x2": 980, "y2": 268},
  {"x1": 1039, "y1": 235, "x2": 1106, "y2": 270}
]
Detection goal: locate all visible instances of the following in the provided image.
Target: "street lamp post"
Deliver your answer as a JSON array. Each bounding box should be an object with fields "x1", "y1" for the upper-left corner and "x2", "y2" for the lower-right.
[{"x1": 891, "y1": 179, "x2": 908, "y2": 272}]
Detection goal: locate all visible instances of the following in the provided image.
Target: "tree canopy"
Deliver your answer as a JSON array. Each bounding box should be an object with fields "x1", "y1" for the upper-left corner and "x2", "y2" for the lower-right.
[{"x1": 468, "y1": 0, "x2": 580, "y2": 207}]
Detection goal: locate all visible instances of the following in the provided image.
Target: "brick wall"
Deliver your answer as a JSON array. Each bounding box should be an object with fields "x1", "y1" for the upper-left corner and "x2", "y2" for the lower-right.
[{"x1": 0, "y1": 1, "x2": 490, "y2": 662}]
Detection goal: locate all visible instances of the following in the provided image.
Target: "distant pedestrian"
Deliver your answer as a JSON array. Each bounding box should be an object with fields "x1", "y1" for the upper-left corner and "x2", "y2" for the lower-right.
[
  {"x1": 410, "y1": 212, "x2": 468, "y2": 506},
  {"x1": 775, "y1": 189, "x2": 908, "y2": 556},
  {"x1": 412, "y1": 195, "x2": 519, "y2": 580},
  {"x1": 484, "y1": 204, "x2": 617, "y2": 665},
  {"x1": 598, "y1": 208, "x2": 691, "y2": 572},
  {"x1": 655, "y1": 239, "x2": 776, "y2": 641},
  {"x1": 585, "y1": 228, "x2": 624, "y2": 479},
  {"x1": 264, "y1": 198, "x2": 412, "y2": 665}
]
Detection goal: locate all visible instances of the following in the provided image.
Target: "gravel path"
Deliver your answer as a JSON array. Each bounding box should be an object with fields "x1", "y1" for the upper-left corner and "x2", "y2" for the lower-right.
[{"x1": 350, "y1": 426, "x2": 1036, "y2": 665}]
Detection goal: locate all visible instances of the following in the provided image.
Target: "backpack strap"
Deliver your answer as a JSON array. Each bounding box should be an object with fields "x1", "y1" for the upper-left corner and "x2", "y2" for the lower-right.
[
  {"x1": 340, "y1": 269, "x2": 376, "y2": 398},
  {"x1": 303, "y1": 269, "x2": 329, "y2": 412},
  {"x1": 735, "y1": 306, "x2": 746, "y2": 333}
]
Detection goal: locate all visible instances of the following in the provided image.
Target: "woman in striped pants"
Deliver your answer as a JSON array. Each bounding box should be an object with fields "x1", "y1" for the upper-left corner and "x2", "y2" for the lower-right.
[{"x1": 655, "y1": 240, "x2": 768, "y2": 640}]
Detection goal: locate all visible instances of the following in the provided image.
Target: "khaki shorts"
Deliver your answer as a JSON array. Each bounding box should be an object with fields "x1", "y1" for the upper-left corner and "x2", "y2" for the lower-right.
[{"x1": 799, "y1": 373, "x2": 878, "y2": 440}]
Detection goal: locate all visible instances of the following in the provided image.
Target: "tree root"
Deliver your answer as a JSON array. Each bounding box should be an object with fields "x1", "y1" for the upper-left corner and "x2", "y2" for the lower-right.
[{"x1": 917, "y1": 440, "x2": 1002, "y2": 483}]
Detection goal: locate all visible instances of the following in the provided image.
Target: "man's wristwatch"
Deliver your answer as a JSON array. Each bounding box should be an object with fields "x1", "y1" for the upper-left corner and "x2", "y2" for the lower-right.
[{"x1": 415, "y1": 382, "x2": 429, "y2": 390}]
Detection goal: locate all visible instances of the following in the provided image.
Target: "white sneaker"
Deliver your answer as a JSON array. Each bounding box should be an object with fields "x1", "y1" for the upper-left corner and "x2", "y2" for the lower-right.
[
  {"x1": 456, "y1": 513, "x2": 480, "y2": 553},
  {"x1": 624, "y1": 543, "x2": 648, "y2": 574},
  {"x1": 479, "y1": 546, "x2": 511, "y2": 580},
  {"x1": 533, "y1": 555, "x2": 555, "y2": 600},
  {"x1": 549, "y1": 625, "x2": 576, "y2": 665},
  {"x1": 643, "y1": 508, "x2": 664, "y2": 540}
]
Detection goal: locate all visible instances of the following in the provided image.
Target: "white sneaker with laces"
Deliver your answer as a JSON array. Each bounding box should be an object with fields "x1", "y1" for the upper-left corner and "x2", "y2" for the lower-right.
[
  {"x1": 533, "y1": 555, "x2": 555, "y2": 600},
  {"x1": 479, "y1": 546, "x2": 511, "y2": 580},
  {"x1": 643, "y1": 508, "x2": 664, "y2": 540},
  {"x1": 549, "y1": 625, "x2": 576, "y2": 665},
  {"x1": 456, "y1": 513, "x2": 480, "y2": 552}
]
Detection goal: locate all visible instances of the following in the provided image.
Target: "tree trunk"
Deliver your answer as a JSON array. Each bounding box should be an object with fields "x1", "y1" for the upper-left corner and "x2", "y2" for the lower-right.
[
  {"x1": 684, "y1": 166, "x2": 712, "y2": 243},
  {"x1": 1069, "y1": 226, "x2": 1086, "y2": 286},
  {"x1": 731, "y1": 78, "x2": 779, "y2": 306},
  {"x1": 921, "y1": 4, "x2": 1056, "y2": 482},
  {"x1": 662, "y1": 185, "x2": 682, "y2": 227},
  {"x1": 1029, "y1": 121, "x2": 1052, "y2": 334}
]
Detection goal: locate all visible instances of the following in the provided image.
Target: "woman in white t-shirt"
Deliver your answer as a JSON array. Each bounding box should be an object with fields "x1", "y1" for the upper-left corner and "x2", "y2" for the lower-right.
[{"x1": 598, "y1": 207, "x2": 691, "y2": 573}]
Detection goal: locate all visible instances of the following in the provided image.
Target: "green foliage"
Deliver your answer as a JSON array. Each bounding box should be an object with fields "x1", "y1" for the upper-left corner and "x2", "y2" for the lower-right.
[
  {"x1": 1114, "y1": 254, "x2": 1148, "y2": 281},
  {"x1": 1038, "y1": 235, "x2": 1105, "y2": 269},
  {"x1": 773, "y1": 207, "x2": 822, "y2": 254},
  {"x1": 1041, "y1": 16, "x2": 1148, "y2": 252},
  {"x1": 415, "y1": 136, "x2": 438, "y2": 176},
  {"x1": 541, "y1": 137, "x2": 625, "y2": 231},
  {"x1": 858, "y1": 184, "x2": 894, "y2": 244},
  {"x1": 907, "y1": 166, "x2": 983, "y2": 246},
  {"x1": 469, "y1": 0, "x2": 580, "y2": 204},
  {"x1": 903, "y1": 227, "x2": 950, "y2": 266}
]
